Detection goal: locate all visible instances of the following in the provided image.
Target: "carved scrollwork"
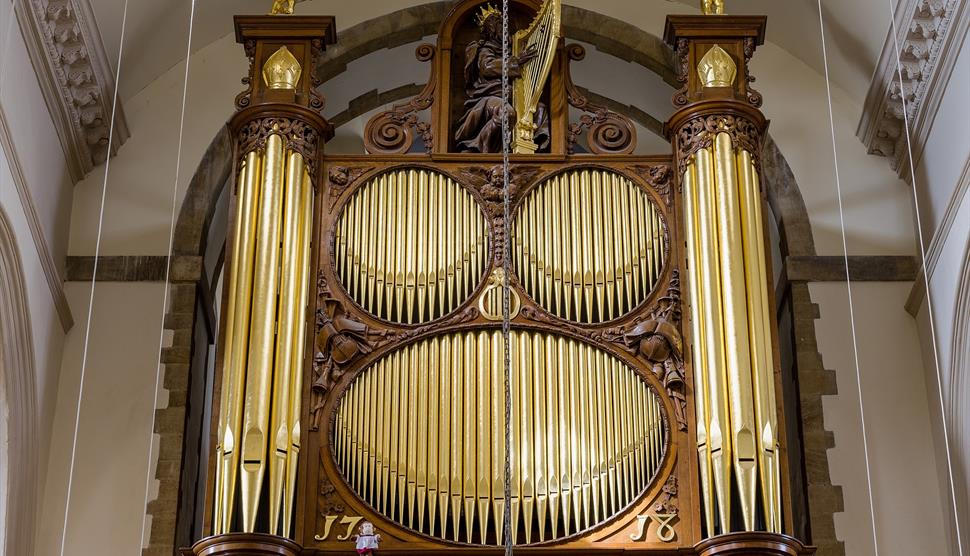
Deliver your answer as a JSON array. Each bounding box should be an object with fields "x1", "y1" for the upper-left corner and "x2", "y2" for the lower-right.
[
  {"x1": 743, "y1": 38, "x2": 763, "y2": 108},
  {"x1": 309, "y1": 38, "x2": 327, "y2": 112},
  {"x1": 603, "y1": 271, "x2": 688, "y2": 431},
  {"x1": 654, "y1": 475, "x2": 679, "y2": 515},
  {"x1": 630, "y1": 164, "x2": 674, "y2": 207},
  {"x1": 235, "y1": 40, "x2": 257, "y2": 110},
  {"x1": 564, "y1": 44, "x2": 636, "y2": 155},
  {"x1": 672, "y1": 38, "x2": 690, "y2": 107},
  {"x1": 237, "y1": 116, "x2": 322, "y2": 180},
  {"x1": 327, "y1": 166, "x2": 371, "y2": 211},
  {"x1": 372, "y1": 305, "x2": 480, "y2": 352},
  {"x1": 676, "y1": 113, "x2": 762, "y2": 170},
  {"x1": 310, "y1": 273, "x2": 389, "y2": 431},
  {"x1": 458, "y1": 165, "x2": 542, "y2": 264},
  {"x1": 363, "y1": 44, "x2": 437, "y2": 154}
]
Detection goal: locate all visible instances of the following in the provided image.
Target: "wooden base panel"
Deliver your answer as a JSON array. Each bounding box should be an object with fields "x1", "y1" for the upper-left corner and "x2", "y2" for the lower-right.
[{"x1": 183, "y1": 532, "x2": 814, "y2": 555}]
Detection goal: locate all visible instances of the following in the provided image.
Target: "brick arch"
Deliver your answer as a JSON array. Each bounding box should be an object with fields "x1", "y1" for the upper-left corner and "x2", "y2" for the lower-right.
[{"x1": 149, "y1": 4, "x2": 839, "y2": 554}]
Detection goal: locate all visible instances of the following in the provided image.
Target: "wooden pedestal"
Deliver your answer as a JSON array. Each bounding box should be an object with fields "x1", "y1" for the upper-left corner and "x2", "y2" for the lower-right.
[
  {"x1": 694, "y1": 532, "x2": 815, "y2": 556},
  {"x1": 183, "y1": 533, "x2": 302, "y2": 556}
]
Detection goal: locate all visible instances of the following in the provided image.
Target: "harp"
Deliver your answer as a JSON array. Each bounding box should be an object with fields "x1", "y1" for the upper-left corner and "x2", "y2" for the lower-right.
[{"x1": 512, "y1": 0, "x2": 561, "y2": 154}]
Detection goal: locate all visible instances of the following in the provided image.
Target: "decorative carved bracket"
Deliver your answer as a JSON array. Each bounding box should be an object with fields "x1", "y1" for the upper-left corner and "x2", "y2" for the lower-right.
[
  {"x1": 564, "y1": 44, "x2": 636, "y2": 155},
  {"x1": 363, "y1": 44, "x2": 437, "y2": 154}
]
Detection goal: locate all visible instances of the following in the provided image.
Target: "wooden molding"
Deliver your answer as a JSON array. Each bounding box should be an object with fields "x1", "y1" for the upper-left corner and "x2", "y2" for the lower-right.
[
  {"x1": 65, "y1": 255, "x2": 203, "y2": 283},
  {"x1": 857, "y1": 0, "x2": 969, "y2": 177},
  {"x1": 0, "y1": 103, "x2": 73, "y2": 331}
]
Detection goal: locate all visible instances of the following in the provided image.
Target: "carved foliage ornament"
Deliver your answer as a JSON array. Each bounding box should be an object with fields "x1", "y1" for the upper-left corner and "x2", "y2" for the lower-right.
[
  {"x1": 326, "y1": 165, "x2": 370, "y2": 211},
  {"x1": 630, "y1": 163, "x2": 674, "y2": 207},
  {"x1": 458, "y1": 164, "x2": 542, "y2": 264},
  {"x1": 237, "y1": 116, "x2": 322, "y2": 180},
  {"x1": 676, "y1": 113, "x2": 762, "y2": 169},
  {"x1": 564, "y1": 44, "x2": 636, "y2": 155},
  {"x1": 363, "y1": 44, "x2": 437, "y2": 154}
]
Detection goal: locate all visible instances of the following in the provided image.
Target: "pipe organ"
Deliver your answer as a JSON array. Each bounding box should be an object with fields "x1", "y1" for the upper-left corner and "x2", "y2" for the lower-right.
[{"x1": 190, "y1": 2, "x2": 815, "y2": 555}]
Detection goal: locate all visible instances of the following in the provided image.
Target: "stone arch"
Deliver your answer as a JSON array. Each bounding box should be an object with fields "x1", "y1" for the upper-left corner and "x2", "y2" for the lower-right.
[
  {"x1": 948, "y1": 240, "x2": 970, "y2": 552},
  {"x1": 148, "y1": 3, "x2": 832, "y2": 553},
  {"x1": 0, "y1": 205, "x2": 38, "y2": 555}
]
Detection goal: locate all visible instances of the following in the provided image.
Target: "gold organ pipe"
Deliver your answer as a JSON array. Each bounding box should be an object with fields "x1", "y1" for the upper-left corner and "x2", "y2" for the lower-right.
[
  {"x1": 239, "y1": 133, "x2": 285, "y2": 532},
  {"x1": 335, "y1": 170, "x2": 488, "y2": 324},
  {"x1": 214, "y1": 149, "x2": 261, "y2": 535},
  {"x1": 267, "y1": 152, "x2": 305, "y2": 534},
  {"x1": 512, "y1": 169, "x2": 666, "y2": 324},
  {"x1": 738, "y1": 150, "x2": 782, "y2": 533},
  {"x1": 713, "y1": 132, "x2": 758, "y2": 531},
  {"x1": 334, "y1": 330, "x2": 666, "y2": 545},
  {"x1": 693, "y1": 145, "x2": 734, "y2": 532},
  {"x1": 683, "y1": 160, "x2": 716, "y2": 535}
]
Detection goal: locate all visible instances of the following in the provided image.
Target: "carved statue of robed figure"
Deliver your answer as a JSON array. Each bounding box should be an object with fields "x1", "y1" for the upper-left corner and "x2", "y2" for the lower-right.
[{"x1": 455, "y1": 5, "x2": 550, "y2": 153}]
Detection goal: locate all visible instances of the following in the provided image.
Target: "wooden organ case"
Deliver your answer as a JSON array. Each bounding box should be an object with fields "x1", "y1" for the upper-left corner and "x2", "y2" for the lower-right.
[{"x1": 189, "y1": 1, "x2": 816, "y2": 555}]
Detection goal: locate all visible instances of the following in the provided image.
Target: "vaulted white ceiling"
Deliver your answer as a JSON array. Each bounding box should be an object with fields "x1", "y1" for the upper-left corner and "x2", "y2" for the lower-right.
[{"x1": 87, "y1": 0, "x2": 892, "y2": 103}]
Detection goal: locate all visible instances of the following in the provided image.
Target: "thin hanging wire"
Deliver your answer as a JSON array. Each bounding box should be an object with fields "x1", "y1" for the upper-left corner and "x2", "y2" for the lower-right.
[
  {"x1": 816, "y1": 3, "x2": 879, "y2": 555},
  {"x1": 138, "y1": 1, "x2": 197, "y2": 553},
  {"x1": 884, "y1": 2, "x2": 964, "y2": 553},
  {"x1": 500, "y1": 0, "x2": 514, "y2": 553},
  {"x1": 60, "y1": 1, "x2": 130, "y2": 555}
]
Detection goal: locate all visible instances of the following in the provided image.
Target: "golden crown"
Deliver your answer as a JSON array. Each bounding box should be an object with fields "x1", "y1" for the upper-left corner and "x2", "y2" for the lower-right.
[{"x1": 475, "y1": 4, "x2": 501, "y2": 29}]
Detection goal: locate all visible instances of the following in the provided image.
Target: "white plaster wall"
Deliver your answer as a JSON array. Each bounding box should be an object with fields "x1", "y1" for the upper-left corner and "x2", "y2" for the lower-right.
[
  {"x1": 812, "y1": 281, "x2": 949, "y2": 556},
  {"x1": 36, "y1": 282, "x2": 166, "y2": 556},
  {"x1": 0, "y1": 4, "x2": 72, "y2": 552}
]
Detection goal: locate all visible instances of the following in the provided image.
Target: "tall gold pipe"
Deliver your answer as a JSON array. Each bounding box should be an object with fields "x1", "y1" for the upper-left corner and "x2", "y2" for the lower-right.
[
  {"x1": 694, "y1": 145, "x2": 733, "y2": 531},
  {"x1": 214, "y1": 149, "x2": 262, "y2": 534},
  {"x1": 683, "y1": 160, "x2": 716, "y2": 535},
  {"x1": 713, "y1": 133, "x2": 758, "y2": 531},
  {"x1": 239, "y1": 132, "x2": 285, "y2": 532},
  {"x1": 267, "y1": 151, "x2": 306, "y2": 535},
  {"x1": 738, "y1": 151, "x2": 782, "y2": 532}
]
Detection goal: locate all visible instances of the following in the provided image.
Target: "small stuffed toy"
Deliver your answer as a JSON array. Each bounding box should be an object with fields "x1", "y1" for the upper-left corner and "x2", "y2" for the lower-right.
[{"x1": 353, "y1": 521, "x2": 381, "y2": 555}]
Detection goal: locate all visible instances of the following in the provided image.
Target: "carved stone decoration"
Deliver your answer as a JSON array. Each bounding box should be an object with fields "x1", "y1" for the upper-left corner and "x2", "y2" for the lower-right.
[
  {"x1": 676, "y1": 113, "x2": 762, "y2": 169},
  {"x1": 564, "y1": 44, "x2": 636, "y2": 154},
  {"x1": 363, "y1": 44, "x2": 437, "y2": 154},
  {"x1": 326, "y1": 165, "x2": 370, "y2": 211},
  {"x1": 858, "y1": 0, "x2": 964, "y2": 174},
  {"x1": 310, "y1": 273, "x2": 389, "y2": 431},
  {"x1": 654, "y1": 475, "x2": 679, "y2": 515},
  {"x1": 237, "y1": 116, "x2": 322, "y2": 180},
  {"x1": 15, "y1": 0, "x2": 131, "y2": 181},
  {"x1": 458, "y1": 164, "x2": 542, "y2": 264},
  {"x1": 630, "y1": 163, "x2": 674, "y2": 206},
  {"x1": 603, "y1": 271, "x2": 688, "y2": 431},
  {"x1": 454, "y1": 9, "x2": 550, "y2": 153}
]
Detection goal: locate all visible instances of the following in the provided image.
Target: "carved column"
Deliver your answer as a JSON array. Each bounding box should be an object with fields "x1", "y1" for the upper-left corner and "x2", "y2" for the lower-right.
[
  {"x1": 663, "y1": 15, "x2": 813, "y2": 555},
  {"x1": 186, "y1": 14, "x2": 336, "y2": 556}
]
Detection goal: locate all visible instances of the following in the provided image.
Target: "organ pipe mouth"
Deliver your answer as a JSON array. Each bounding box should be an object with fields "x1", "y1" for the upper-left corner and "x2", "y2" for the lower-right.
[{"x1": 333, "y1": 329, "x2": 669, "y2": 546}]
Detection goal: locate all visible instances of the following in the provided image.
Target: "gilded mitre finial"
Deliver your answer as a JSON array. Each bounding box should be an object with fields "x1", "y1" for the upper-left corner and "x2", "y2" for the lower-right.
[
  {"x1": 701, "y1": 0, "x2": 725, "y2": 15},
  {"x1": 263, "y1": 46, "x2": 302, "y2": 89},
  {"x1": 476, "y1": 4, "x2": 501, "y2": 29},
  {"x1": 697, "y1": 45, "x2": 736, "y2": 88},
  {"x1": 270, "y1": 0, "x2": 295, "y2": 15}
]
